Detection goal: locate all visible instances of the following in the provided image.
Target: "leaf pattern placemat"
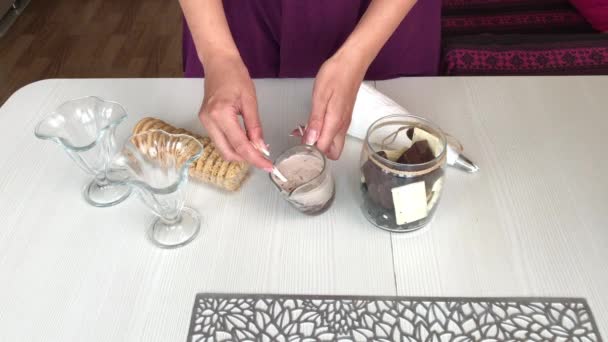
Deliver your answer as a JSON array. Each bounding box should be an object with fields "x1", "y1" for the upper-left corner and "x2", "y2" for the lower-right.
[{"x1": 187, "y1": 293, "x2": 602, "y2": 342}]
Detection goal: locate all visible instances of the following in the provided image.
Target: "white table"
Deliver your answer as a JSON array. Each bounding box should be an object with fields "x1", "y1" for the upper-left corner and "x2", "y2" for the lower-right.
[{"x1": 0, "y1": 77, "x2": 606, "y2": 341}]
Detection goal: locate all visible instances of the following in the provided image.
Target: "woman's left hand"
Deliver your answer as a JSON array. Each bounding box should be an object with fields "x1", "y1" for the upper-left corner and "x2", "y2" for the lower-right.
[{"x1": 304, "y1": 53, "x2": 367, "y2": 160}]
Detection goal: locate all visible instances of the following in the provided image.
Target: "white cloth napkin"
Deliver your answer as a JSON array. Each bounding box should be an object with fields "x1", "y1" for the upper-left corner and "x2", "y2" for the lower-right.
[{"x1": 348, "y1": 83, "x2": 410, "y2": 140}]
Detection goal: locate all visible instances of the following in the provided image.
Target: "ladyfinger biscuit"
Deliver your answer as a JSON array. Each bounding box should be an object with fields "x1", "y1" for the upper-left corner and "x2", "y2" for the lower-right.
[
  {"x1": 132, "y1": 117, "x2": 156, "y2": 134},
  {"x1": 216, "y1": 160, "x2": 232, "y2": 186},
  {"x1": 201, "y1": 150, "x2": 221, "y2": 183},
  {"x1": 132, "y1": 117, "x2": 249, "y2": 191},
  {"x1": 195, "y1": 144, "x2": 214, "y2": 174},
  {"x1": 223, "y1": 162, "x2": 248, "y2": 191},
  {"x1": 209, "y1": 158, "x2": 225, "y2": 185}
]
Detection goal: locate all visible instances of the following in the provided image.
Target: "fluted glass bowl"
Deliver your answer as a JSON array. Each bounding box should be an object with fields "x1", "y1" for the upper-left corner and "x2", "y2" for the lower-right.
[
  {"x1": 34, "y1": 96, "x2": 132, "y2": 207},
  {"x1": 108, "y1": 130, "x2": 204, "y2": 249}
]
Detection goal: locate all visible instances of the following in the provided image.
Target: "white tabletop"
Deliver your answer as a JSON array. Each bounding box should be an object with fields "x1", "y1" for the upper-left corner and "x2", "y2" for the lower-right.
[{"x1": 0, "y1": 77, "x2": 606, "y2": 341}]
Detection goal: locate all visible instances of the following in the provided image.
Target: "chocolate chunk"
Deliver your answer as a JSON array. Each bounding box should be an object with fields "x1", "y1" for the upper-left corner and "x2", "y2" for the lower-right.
[
  {"x1": 362, "y1": 155, "x2": 396, "y2": 209},
  {"x1": 361, "y1": 157, "x2": 415, "y2": 210},
  {"x1": 361, "y1": 149, "x2": 443, "y2": 211},
  {"x1": 362, "y1": 160, "x2": 444, "y2": 211},
  {"x1": 377, "y1": 151, "x2": 388, "y2": 159},
  {"x1": 406, "y1": 128, "x2": 414, "y2": 140},
  {"x1": 397, "y1": 140, "x2": 435, "y2": 164},
  {"x1": 361, "y1": 164, "x2": 392, "y2": 209}
]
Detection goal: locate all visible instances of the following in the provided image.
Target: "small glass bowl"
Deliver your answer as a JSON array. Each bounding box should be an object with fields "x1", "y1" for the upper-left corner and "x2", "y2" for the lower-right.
[{"x1": 270, "y1": 145, "x2": 335, "y2": 215}]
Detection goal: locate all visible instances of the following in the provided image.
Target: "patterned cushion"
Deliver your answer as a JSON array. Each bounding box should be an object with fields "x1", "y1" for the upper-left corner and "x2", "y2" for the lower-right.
[
  {"x1": 569, "y1": 0, "x2": 608, "y2": 31},
  {"x1": 443, "y1": 0, "x2": 571, "y2": 14},
  {"x1": 441, "y1": 34, "x2": 608, "y2": 75},
  {"x1": 442, "y1": 9, "x2": 595, "y2": 36}
]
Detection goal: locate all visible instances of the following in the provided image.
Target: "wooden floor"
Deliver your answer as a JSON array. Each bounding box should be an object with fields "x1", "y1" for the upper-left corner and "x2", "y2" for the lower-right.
[{"x1": 0, "y1": 0, "x2": 183, "y2": 106}]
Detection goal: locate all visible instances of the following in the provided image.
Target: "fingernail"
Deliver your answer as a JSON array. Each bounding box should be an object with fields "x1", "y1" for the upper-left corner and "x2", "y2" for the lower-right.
[
  {"x1": 290, "y1": 128, "x2": 303, "y2": 137},
  {"x1": 252, "y1": 140, "x2": 271, "y2": 158},
  {"x1": 258, "y1": 141, "x2": 270, "y2": 157},
  {"x1": 290, "y1": 124, "x2": 307, "y2": 137},
  {"x1": 304, "y1": 129, "x2": 318, "y2": 146},
  {"x1": 269, "y1": 167, "x2": 287, "y2": 182}
]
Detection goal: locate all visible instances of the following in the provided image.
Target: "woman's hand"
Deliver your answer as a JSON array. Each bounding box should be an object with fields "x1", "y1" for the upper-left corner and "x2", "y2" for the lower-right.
[
  {"x1": 180, "y1": 0, "x2": 272, "y2": 170},
  {"x1": 199, "y1": 56, "x2": 273, "y2": 171},
  {"x1": 303, "y1": 0, "x2": 418, "y2": 160},
  {"x1": 304, "y1": 53, "x2": 366, "y2": 160}
]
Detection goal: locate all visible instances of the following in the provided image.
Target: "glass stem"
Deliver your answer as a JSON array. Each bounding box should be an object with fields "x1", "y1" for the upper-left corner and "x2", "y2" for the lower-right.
[
  {"x1": 95, "y1": 174, "x2": 109, "y2": 187},
  {"x1": 161, "y1": 214, "x2": 182, "y2": 226}
]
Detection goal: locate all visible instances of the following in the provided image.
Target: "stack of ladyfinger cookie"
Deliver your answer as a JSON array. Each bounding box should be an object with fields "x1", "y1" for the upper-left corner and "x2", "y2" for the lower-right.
[{"x1": 132, "y1": 117, "x2": 249, "y2": 191}]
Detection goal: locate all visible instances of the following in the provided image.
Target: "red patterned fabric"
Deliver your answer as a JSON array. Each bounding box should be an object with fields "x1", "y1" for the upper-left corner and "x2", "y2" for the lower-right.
[
  {"x1": 441, "y1": 34, "x2": 608, "y2": 75},
  {"x1": 569, "y1": 0, "x2": 608, "y2": 31},
  {"x1": 442, "y1": 10, "x2": 594, "y2": 36},
  {"x1": 442, "y1": 0, "x2": 570, "y2": 14}
]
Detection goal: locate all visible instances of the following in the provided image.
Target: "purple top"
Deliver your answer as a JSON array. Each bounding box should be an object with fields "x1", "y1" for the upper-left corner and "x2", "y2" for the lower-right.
[{"x1": 183, "y1": 0, "x2": 441, "y2": 79}]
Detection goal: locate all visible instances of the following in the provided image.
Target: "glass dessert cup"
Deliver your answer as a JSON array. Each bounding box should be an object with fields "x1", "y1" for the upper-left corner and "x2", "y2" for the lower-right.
[
  {"x1": 360, "y1": 114, "x2": 447, "y2": 232},
  {"x1": 34, "y1": 96, "x2": 132, "y2": 207},
  {"x1": 270, "y1": 145, "x2": 335, "y2": 215},
  {"x1": 108, "y1": 130, "x2": 204, "y2": 249}
]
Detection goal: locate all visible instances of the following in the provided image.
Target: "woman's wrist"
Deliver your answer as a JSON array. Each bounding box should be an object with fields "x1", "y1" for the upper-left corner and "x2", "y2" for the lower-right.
[
  {"x1": 331, "y1": 0, "x2": 418, "y2": 77},
  {"x1": 332, "y1": 42, "x2": 373, "y2": 77},
  {"x1": 200, "y1": 46, "x2": 241, "y2": 67},
  {"x1": 180, "y1": 0, "x2": 244, "y2": 74},
  {"x1": 200, "y1": 49, "x2": 246, "y2": 77}
]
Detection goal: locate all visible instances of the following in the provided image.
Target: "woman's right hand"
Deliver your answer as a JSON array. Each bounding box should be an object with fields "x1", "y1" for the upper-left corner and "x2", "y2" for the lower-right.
[{"x1": 199, "y1": 56, "x2": 273, "y2": 171}]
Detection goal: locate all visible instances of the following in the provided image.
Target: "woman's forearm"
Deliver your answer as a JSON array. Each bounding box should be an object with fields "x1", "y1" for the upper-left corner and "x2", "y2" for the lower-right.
[
  {"x1": 336, "y1": 0, "x2": 418, "y2": 69},
  {"x1": 179, "y1": 0, "x2": 241, "y2": 68}
]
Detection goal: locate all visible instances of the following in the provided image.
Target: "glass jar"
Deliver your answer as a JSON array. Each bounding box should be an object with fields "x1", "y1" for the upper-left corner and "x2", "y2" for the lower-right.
[
  {"x1": 270, "y1": 145, "x2": 335, "y2": 215},
  {"x1": 360, "y1": 115, "x2": 447, "y2": 232}
]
